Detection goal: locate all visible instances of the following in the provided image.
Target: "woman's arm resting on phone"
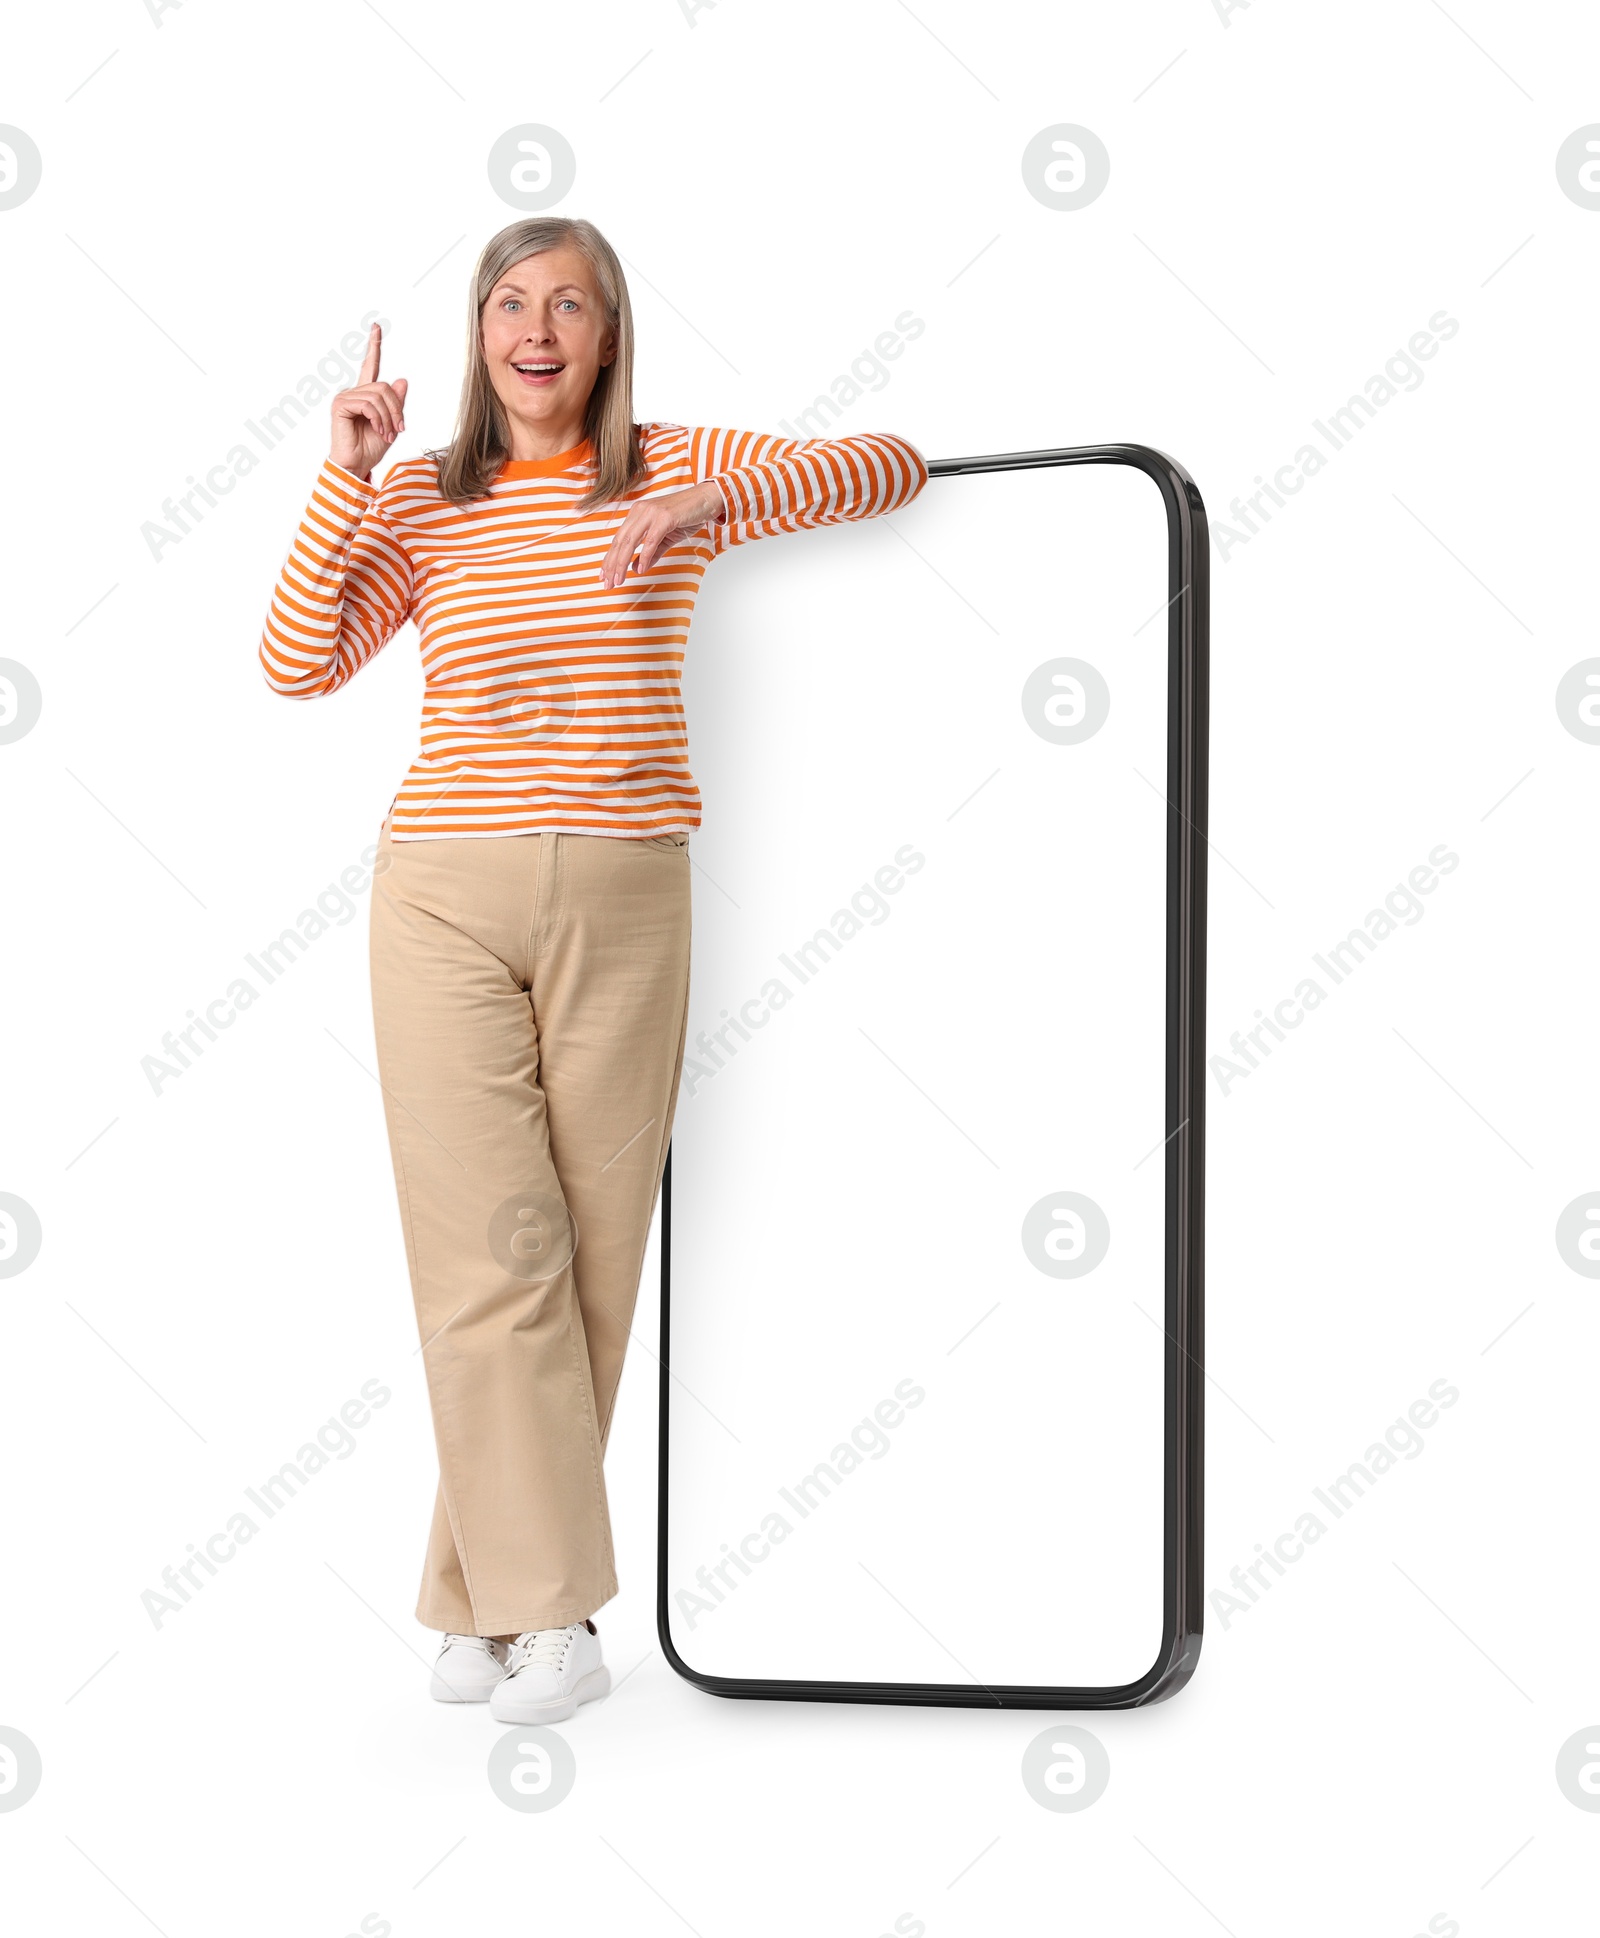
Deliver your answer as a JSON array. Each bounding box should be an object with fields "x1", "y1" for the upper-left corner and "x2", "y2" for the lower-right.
[{"x1": 692, "y1": 427, "x2": 930, "y2": 554}]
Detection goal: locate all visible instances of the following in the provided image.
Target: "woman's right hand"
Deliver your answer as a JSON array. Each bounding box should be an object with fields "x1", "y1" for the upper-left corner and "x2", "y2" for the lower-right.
[{"x1": 330, "y1": 323, "x2": 408, "y2": 482}]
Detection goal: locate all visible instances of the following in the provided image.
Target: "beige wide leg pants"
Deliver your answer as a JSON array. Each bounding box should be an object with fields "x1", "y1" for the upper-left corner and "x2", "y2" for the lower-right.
[{"x1": 369, "y1": 821, "x2": 692, "y2": 1636}]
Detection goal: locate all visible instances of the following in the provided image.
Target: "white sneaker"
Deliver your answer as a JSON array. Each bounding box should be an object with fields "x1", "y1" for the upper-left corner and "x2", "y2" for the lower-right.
[
  {"x1": 430, "y1": 1632, "x2": 509, "y2": 1703},
  {"x1": 488, "y1": 1619, "x2": 610, "y2": 1724}
]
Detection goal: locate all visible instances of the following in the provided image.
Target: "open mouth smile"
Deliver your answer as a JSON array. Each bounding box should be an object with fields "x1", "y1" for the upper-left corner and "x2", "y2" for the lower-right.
[{"x1": 512, "y1": 362, "x2": 565, "y2": 386}]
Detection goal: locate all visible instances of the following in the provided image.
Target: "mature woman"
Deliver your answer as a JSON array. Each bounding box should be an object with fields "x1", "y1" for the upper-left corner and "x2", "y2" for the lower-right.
[{"x1": 259, "y1": 216, "x2": 927, "y2": 1725}]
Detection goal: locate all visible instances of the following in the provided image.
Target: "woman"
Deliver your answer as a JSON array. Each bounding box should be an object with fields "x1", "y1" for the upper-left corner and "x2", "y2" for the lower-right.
[{"x1": 258, "y1": 216, "x2": 928, "y2": 1725}]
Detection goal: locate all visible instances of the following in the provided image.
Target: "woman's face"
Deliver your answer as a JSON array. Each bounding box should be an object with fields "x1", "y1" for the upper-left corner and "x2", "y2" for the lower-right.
[{"x1": 480, "y1": 244, "x2": 616, "y2": 442}]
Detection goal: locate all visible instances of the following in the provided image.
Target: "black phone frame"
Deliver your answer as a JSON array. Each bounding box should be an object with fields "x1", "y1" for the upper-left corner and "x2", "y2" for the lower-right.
[{"x1": 655, "y1": 443, "x2": 1208, "y2": 1709}]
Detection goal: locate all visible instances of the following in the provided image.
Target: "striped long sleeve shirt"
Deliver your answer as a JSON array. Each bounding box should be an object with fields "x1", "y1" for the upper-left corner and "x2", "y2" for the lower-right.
[{"x1": 259, "y1": 422, "x2": 930, "y2": 841}]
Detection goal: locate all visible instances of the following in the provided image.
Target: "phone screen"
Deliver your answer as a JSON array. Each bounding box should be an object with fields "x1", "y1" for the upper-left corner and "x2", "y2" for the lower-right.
[{"x1": 657, "y1": 448, "x2": 1207, "y2": 1704}]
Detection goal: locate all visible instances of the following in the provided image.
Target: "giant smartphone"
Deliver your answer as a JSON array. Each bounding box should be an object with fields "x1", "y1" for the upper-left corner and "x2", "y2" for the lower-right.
[{"x1": 655, "y1": 445, "x2": 1207, "y2": 1708}]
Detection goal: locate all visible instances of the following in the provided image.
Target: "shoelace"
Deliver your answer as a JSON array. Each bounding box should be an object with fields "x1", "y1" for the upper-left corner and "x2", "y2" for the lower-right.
[
  {"x1": 440, "y1": 1632, "x2": 500, "y2": 1655},
  {"x1": 505, "y1": 1624, "x2": 582, "y2": 1673}
]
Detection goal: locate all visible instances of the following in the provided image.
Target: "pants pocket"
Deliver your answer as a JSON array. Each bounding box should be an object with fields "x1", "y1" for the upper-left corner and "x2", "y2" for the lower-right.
[{"x1": 641, "y1": 831, "x2": 690, "y2": 851}]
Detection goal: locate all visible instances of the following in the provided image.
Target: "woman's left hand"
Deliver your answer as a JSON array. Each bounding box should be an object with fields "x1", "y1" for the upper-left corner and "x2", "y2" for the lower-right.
[{"x1": 598, "y1": 483, "x2": 726, "y2": 589}]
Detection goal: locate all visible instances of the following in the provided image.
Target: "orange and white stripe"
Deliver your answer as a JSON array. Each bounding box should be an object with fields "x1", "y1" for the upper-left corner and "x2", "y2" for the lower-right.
[{"x1": 260, "y1": 421, "x2": 929, "y2": 840}]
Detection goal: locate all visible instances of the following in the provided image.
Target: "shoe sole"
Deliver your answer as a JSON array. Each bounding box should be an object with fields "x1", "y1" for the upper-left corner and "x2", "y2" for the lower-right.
[{"x1": 489, "y1": 1665, "x2": 611, "y2": 1724}]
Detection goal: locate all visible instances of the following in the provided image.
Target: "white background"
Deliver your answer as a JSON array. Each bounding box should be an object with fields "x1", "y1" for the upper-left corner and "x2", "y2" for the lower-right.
[{"x1": 1, "y1": 1, "x2": 1596, "y2": 1933}]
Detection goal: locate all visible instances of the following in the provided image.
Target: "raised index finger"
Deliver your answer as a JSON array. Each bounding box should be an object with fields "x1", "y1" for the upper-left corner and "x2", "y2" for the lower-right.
[{"x1": 358, "y1": 322, "x2": 382, "y2": 385}]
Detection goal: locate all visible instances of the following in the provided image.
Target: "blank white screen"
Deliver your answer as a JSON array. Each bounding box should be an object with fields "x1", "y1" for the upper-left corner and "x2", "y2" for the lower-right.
[{"x1": 663, "y1": 460, "x2": 1173, "y2": 1691}]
